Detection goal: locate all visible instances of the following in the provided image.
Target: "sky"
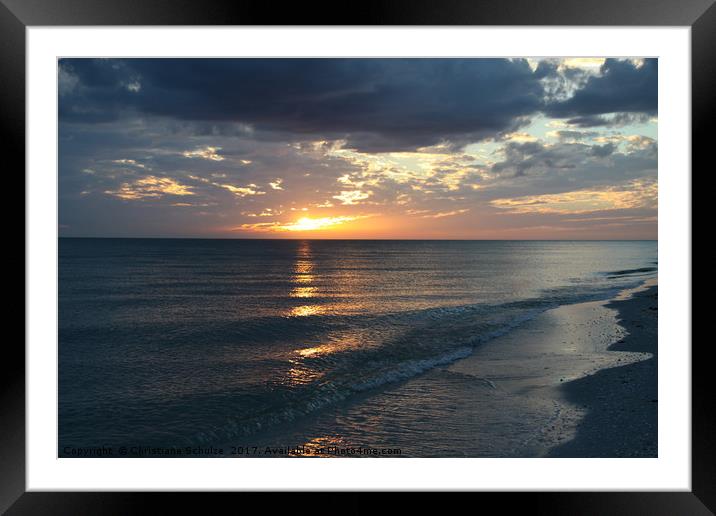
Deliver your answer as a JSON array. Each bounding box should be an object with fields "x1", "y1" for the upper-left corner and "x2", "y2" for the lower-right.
[{"x1": 58, "y1": 58, "x2": 657, "y2": 239}]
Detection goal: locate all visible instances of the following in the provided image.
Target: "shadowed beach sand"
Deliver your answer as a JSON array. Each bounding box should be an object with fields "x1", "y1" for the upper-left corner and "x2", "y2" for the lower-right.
[{"x1": 548, "y1": 283, "x2": 657, "y2": 457}]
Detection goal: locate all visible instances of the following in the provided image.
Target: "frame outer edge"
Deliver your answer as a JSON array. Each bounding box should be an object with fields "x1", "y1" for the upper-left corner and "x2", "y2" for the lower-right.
[
  {"x1": 0, "y1": 0, "x2": 27, "y2": 513},
  {"x1": 0, "y1": 0, "x2": 715, "y2": 26},
  {"x1": 692, "y1": 2, "x2": 716, "y2": 513},
  {"x1": 5, "y1": 0, "x2": 710, "y2": 511}
]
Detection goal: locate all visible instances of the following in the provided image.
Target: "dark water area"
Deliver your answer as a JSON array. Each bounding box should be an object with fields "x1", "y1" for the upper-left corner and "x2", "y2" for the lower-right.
[{"x1": 58, "y1": 238, "x2": 656, "y2": 455}]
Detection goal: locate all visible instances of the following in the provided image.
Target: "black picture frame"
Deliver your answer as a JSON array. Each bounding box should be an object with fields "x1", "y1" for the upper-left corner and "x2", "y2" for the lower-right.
[{"x1": 3, "y1": 0, "x2": 709, "y2": 513}]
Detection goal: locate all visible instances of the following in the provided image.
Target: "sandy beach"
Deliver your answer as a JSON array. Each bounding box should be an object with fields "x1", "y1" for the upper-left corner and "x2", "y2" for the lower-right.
[
  {"x1": 441, "y1": 279, "x2": 658, "y2": 457},
  {"x1": 548, "y1": 281, "x2": 658, "y2": 457}
]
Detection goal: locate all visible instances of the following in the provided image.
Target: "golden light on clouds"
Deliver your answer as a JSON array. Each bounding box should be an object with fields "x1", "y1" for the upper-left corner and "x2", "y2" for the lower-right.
[
  {"x1": 333, "y1": 190, "x2": 372, "y2": 205},
  {"x1": 423, "y1": 208, "x2": 470, "y2": 219},
  {"x1": 594, "y1": 134, "x2": 656, "y2": 151},
  {"x1": 503, "y1": 132, "x2": 538, "y2": 143},
  {"x1": 182, "y1": 146, "x2": 225, "y2": 161},
  {"x1": 524, "y1": 57, "x2": 606, "y2": 73},
  {"x1": 490, "y1": 180, "x2": 657, "y2": 215},
  {"x1": 111, "y1": 158, "x2": 146, "y2": 169},
  {"x1": 218, "y1": 183, "x2": 265, "y2": 197},
  {"x1": 560, "y1": 57, "x2": 606, "y2": 70},
  {"x1": 105, "y1": 176, "x2": 194, "y2": 200}
]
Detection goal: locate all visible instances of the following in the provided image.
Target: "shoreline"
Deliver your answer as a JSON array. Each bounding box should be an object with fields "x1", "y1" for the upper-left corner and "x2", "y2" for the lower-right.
[
  {"x1": 547, "y1": 282, "x2": 657, "y2": 457},
  {"x1": 222, "y1": 278, "x2": 658, "y2": 457},
  {"x1": 440, "y1": 279, "x2": 658, "y2": 457}
]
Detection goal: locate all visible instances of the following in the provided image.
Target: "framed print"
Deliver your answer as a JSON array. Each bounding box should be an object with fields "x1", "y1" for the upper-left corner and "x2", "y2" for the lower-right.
[{"x1": 4, "y1": 0, "x2": 710, "y2": 512}]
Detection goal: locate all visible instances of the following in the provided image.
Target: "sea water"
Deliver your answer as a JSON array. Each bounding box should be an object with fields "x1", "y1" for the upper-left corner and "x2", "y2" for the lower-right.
[{"x1": 58, "y1": 239, "x2": 657, "y2": 455}]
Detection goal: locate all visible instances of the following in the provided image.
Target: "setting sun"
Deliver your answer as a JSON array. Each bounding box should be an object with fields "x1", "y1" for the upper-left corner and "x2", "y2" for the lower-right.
[
  {"x1": 286, "y1": 216, "x2": 356, "y2": 232},
  {"x1": 236, "y1": 215, "x2": 369, "y2": 234}
]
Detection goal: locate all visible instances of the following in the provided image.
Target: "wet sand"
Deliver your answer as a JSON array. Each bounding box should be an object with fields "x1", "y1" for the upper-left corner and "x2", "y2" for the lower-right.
[
  {"x1": 548, "y1": 283, "x2": 657, "y2": 457},
  {"x1": 442, "y1": 281, "x2": 657, "y2": 457}
]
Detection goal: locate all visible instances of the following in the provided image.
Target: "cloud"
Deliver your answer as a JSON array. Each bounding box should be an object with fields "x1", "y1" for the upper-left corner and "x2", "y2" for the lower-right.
[
  {"x1": 544, "y1": 58, "x2": 657, "y2": 120},
  {"x1": 110, "y1": 158, "x2": 147, "y2": 169},
  {"x1": 548, "y1": 130, "x2": 599, "y2": 141},
  {"x1": 183, "y1": 146, "x2": 225, "y2": 161},
  {"x1": 59, "y1": 58, "x2": 546, "y2": 152},
  {"x1": 489, "y1": 138, "x2": 655, "y2": 181},
  {"x1": 236, "y1": 215, "x2": 368, "y2": 233},
  {"x1": 215, "y1": 183, "x2": 265, "y2": 197},
  {"x1": 491, "y1": 141, "x2": 578, "y2": 177},
  {"x1": 104, "y1": 176, "x2": 194, "y2": 200},
  {"x1": 333, "y1": 190, "x2": 372, "y2": 205},
  {"x1": 590, "y1": 143, "x2": 616, "y2": 157},
  {"x1": 420, "y1": 208, "x2": 470, "y2": 218},
  {"x1": 489, "y1": 179, "x2": 657, "y2": 214},
  {"x1": 594, "y1": 134, "x2": 656, "y2": 152},
  {"x1": 564, "y1": 112, "x2": 653, "y2": 128}
]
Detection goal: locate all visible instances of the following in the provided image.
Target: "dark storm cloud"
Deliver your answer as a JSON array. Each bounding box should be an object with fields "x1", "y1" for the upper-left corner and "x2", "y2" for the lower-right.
[
  {"x1": 60, "y1": 58, "x2": 547, "y2": 152},
  {"x1": 590, "y1": 143, "x2": 616, "y2": 157},
  {"x1": 491, "y1": 141, "x2": 577, "y2": 177},
  {"x1": 564, "y1": 112, "x2": 654, "y2": 128},
  {"x1": 489, "y1": 138, "x2": 655, "y2": 181},
  {"x1": 59, "y1": 58, "x2": 658, "y2": 151},
  {"x1": 544, "y1": 59, "x2": 657, "y2": 120}
]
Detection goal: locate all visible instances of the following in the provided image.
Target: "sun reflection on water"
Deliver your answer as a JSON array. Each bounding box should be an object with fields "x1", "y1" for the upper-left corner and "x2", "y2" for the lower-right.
[
  {"x1": 294, "y1": 261, "x2": 313, "y2": 274},
  {"x1": 290, "y1": 305, "x2": 325, "y2": 317},
  {"x1": 288, "y1": 241, "x2": 324, "y2": 316},
  {"x1": 295, "y1": 338, "x2": 359, "y2": 358},
  {"x1": 296, "y1": 435, "x2": 349, "y2": 457},
  {"x1": 290, "y1": 286, "x2": 317, "y2": 298},
  {"x1": 297, "y1": 346, "x2": 326, "y2": 358},
  {"x1": 280, "y1": 360, "x2": 323, "y2": 386}
]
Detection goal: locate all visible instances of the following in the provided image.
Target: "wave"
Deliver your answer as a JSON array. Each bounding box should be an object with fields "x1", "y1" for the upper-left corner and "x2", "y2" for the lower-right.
[
  {"x1": 188, "y1": 283, "x2": 633, "y2": 447},
  {"x1": 604, "y1": 266, "x2": 657, "y2": 278}
]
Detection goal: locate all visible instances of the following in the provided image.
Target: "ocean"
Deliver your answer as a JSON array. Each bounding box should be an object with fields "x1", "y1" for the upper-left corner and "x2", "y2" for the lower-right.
[{"x1": 58, "y1": 239, "x2": 657, "y2": 456}]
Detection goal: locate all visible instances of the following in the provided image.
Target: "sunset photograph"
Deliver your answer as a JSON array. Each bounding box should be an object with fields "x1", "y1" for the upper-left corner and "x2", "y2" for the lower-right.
[{"x1": 58, "y1": 57, "x2": 657, "y2": 458}]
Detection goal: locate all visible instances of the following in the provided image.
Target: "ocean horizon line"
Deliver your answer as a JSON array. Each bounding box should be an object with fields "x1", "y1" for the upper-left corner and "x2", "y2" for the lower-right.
[{"x1": 58, "y1": 236, "x2": 658, "y2": 242}]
